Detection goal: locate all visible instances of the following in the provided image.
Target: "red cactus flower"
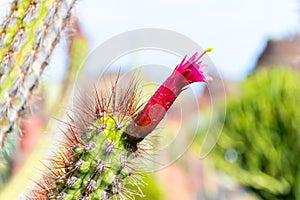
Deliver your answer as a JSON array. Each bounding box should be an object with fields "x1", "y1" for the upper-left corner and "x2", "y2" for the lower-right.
[{"x1": 125, "y1": 48, "x2": 212, "y2": 143}]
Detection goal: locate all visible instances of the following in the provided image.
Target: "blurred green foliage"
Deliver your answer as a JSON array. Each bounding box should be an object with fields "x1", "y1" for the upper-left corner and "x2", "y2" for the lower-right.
[
  {"x1": 129, "y1": 174, "x2": 165, "y2": 200},
  {"x1": 206, "y1": 67, "x2": 300, "y2": 199}
]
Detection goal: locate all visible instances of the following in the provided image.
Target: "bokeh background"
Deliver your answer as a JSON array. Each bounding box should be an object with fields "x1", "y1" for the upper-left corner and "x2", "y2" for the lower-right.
[{"x1": 0, "y1": 0, "x2": 299, "y2": 199}]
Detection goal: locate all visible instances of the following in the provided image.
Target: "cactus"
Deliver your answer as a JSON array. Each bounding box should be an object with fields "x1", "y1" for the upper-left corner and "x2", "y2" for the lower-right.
[
  {"x1": 205, "y1": 68, "x2": 300, "y2": 199},
  {"x1": 0, "y1": 0, "x2": 76, "y2": 150},
  {"x1": 29, "y1": 50, "x2": 212, "y2": 199},
  {"x1": 0, "y1": 15, "x2": 88, "y2": 196},
  {"x1": 0, "y1": 0, "x2": 77, "y2": 191},
  {"x1": 1, "y1": 1, "x2": 214, "y2": 199}
]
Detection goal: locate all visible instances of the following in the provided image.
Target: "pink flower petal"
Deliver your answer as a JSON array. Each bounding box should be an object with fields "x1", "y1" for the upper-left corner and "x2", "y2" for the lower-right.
[{"x1": 125, "y1": 49, "x2": 212, "y2": 144}]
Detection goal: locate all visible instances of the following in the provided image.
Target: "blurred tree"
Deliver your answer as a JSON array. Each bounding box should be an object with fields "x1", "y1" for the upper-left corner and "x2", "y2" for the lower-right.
[{"x1": 206, "y1": 67, "x2": 300, "y2": 199}]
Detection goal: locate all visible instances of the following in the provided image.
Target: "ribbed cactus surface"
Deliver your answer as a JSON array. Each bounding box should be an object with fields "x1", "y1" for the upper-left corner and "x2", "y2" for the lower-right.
[
  {"x1": 31, "y1": 83, "x2": 144, "y2": 199},
  {"x1": 30, "y1": 51, "x2": 212, "y2": 199},
  {"x1": 0, "y1": 0, "x2": 76, "y2": 148}
]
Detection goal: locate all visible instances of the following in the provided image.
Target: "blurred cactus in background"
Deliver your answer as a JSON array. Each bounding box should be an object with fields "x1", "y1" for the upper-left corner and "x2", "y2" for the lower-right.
[
  {"x1": 28, "y1": 51, "x2": 211, "y2": 199},
  {"x1": 206, "y1": 68, "x2": 300, "y2": 199},
  {"x1": 0, "y1": 0, "x2": 76, "y2": 190},
  {"x1": 0, "y1": 1, "x2": 167, "y2": 198},
  {"x1": 0, "y1": 3, "x2": 213, "y2": 196},
  {"x1": 0, "y1": 0, "x2": 76, "y2": 147}
]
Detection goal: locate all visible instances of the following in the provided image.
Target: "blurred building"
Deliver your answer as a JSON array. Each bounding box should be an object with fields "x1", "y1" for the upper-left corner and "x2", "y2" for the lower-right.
[{"x1": 255, "y1": 35, "x2": 300, "y2": 70}]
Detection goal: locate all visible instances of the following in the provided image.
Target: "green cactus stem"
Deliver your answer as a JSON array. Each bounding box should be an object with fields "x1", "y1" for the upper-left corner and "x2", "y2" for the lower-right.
[
  {"x1": 30, "y1": 51, "x2": 212, "y2": 199},
  {"x1": 30, "y1": 81, "x2": 145, "y2": 199},
  {"x1": 0, "y1": 0, "x2": 76, "y2": 150}
]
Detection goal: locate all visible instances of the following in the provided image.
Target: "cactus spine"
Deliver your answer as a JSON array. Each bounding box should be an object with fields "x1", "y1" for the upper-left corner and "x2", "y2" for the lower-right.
[
  {"x1": 0, "y1": 0, "x2": 76, "y2": 149},
  {"x1": 31, "y1": 81, "x2": 144, "y2": 199},
  {"x1": 30, "y1": 51, "x2": 212, "y2": 199}
]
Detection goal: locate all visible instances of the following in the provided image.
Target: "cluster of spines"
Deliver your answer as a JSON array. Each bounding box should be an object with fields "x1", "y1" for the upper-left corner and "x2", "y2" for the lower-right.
[
  {"x1": 0, "y1": 0, "x2": 77, "y2": 149},
  {"x1": 30, "y1": 82, "x2": 145, "y2": 200},
  {"x1": 29, "y1": 50, "x2": 212, "y2": 199}
]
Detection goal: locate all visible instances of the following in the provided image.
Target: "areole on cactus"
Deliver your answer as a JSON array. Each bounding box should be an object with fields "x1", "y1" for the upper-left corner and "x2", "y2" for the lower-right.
[
  {"x1": 0, "y1": 0, "x2": 76, "y2": 150},
  {"x1": 0, "y1": 0, "x2": 78, "y2": 190},
  {"x1": 30, "y1": 50, "x2": 212, "y2": 199}
]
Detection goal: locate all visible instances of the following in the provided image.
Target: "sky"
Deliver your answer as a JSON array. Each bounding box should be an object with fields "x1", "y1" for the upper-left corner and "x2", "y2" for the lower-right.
[
  {"x1": 75, "y1": 0, "x2": 300, "y2": 80},
  {"x1": 0, "y1": 0, "x2": 299, "y2": 80}
]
